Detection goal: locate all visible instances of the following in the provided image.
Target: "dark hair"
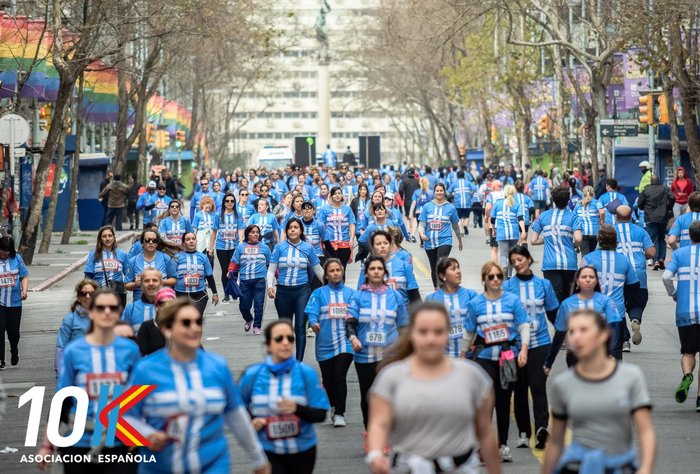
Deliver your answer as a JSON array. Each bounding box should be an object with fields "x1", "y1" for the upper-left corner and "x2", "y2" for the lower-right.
[
  {"x1": 552, "y1": 187, "x2": 570, "y2": 209},
  {"x1": 363, "y1": 255, "x2": 389, "y2": 282},
  {"x1": 140, "y1": 229, "x2": 160, "y2": 245},
  {"x1": 568, "y1": 308, "x2": 611, "y2": 355},
  {"x1": 330, "y1": 186, "x2": 343, "y2": 200},
  {"x1": 690, "y1": 220, "x2": 700, "y2": 243},
  {"x1": 573, "y1": 265, "x2": 602, "y2": 293},
  {"x1": 508, "y1": 245, "x2": 534, "y2": 266},
  {"x1": 688, "y1": 191, "x2": 700, "y2": 212},
  {"x1": 372, "y1": 204, "x2": 387, "y2": 214},
  {"x1": 284, "y1": 217, "x2": 307, "y2": 242},
  {"x1": 244, "y1": 224, "x2": 261, "y2": 243},
  {"x1": 94, "y1": 226, "x2": 117, "y2": 262},
  {"x1": 182, "y1": 231, "x2": 196, "y2": 247},
  {"x1": 457, "y1": 170, "x2": 465, "y2": 179},
  {"x1": 607, "y1": 178, "x2": 618, "y2": 190},
  {"x1": 220, "y1": 192, "x2": 239, "y2": 221},
  {"x1": 87, "y1": 288, "x2": 122, "y2": 333},
  {"x1": 0, "y1": 236, "x2": 17, "y2": 258},
  {"x1": 385, "y1": 226, "x2": 403, "y2": 247},
  {"x1": 597, "y1": 224, "x2": 617, "y2": 250},
  {"x1": 433, "y1": 182, "x2": 446, "y2": 193},
  {"x1": 71, "y1": 278, "x2": 99, "y2": 312},
  {"x1": 436, "y1": 257, "x2": 459, "y2": 286},
  {"x1": 323, "y1": 258, "x2": 344, "y2": 283},
  {"x1": 515, "y1": 179, "x2": 525, "y2": 194},
  {"x1": 264, "y1": 319, "x2": 294, "y2": 345},
  {"x1": 370, "y1": 230, "x2": 393, "y2": 248}
]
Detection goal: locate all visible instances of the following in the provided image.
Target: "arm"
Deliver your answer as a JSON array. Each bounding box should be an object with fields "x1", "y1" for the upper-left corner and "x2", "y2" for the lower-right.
[
  {"x1": 475, "y1": 392, "x2": 501, "y2": 474},
  {"x1": 451, "y1": 222, "x2": 463, "y2": 250},
  {"x1": 634, "y1": 408, "x2": 656, "y2": 474},
  {"x1": 224, "y1": 407, "x2": 269, "y2": 471},
  {"x1": 662, "y1": 270, "x2": 677, "y2": 299},
  {"x1": 572, "y1": 229, "x2": 582, "y2": 247},
  {"x1": 544, "y1": 330, "x2": 566, "y2": 369},
  {"x1": 541, "y1": 417, "x2": 567, "y2": 474},
  {"x1": 668, "y1": 235, "x2": 679, "y2": 251},
  {"x1": 294, "y1": 404, "x2": 327, "y2": 423},
  {"x1": 20, "y1": 276, "x2": 28, "y2": 300},
  {"x1": 366, "y1": 395, "x2": 393, "y2": 474},
  {"x1": 205, "y1": 275, "x2": 218, "y2": 295},
  {"x1": 312, "y1": 263, "x2": 324, "y2": 282},
  {"x1": 530, "y1": 231, "x2": 543, "y2": 246}
]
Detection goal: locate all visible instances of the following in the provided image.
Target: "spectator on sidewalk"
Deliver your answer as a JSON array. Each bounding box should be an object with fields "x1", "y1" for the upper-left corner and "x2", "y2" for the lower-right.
[
  {"x1": 638, "y1": 175, "x2": 675, "y2": 270},
  {"x1": 99, "y1": 171, "x2": 113, "y2": 225},
  {"x1": 126, "y1": 174, "x2": 141, "y2": 231},
  {"x1": 98, "y1": 174, "x2": 129, "y2": 231},
  {"x1": 671, "y1": 167, "x2": 694, "y2": 218}
]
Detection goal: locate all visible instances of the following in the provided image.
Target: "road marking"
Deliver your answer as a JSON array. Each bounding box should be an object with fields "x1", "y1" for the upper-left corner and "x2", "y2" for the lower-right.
[{"x1": 411, "y1": 251, "x2": 432, "y2": 279}]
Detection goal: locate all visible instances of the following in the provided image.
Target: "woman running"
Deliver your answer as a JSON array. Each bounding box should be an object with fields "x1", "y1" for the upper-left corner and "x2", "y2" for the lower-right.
[
  {"x1": 306, "y1": 259, "x2": 355, "y2": 428},
  {"x1": 216, "y1": 192, "x2": 242, "y2": 301},
  {"x1": 158, "y1": 200, "x2": 193, "y2": 246},
  {"x1": 462, "y1": 261, "x2": 530, "y2": 463},
  {"x1": 490, "y1": 184, "x2": 526, "y2": 277},
  {"x1": 249, "y1": 199, "x2": 280, "y2": 251},
  {"x1": 409, "y1": 176, "x2": 431, "y2": 242},
  {"x1": 228, "y1": 225, "x2": 272, "y2": 334},
  {"x1": 84, "y1": 225, "x2": 129, "y2": 307},
  {"x1": 55, "y1": 278, "x2": 98, "y2": 373},
  {"x1": 350, "y1": 183, "x2": 371, "y2": 239},
  {"x1": 126, "y1": 299, "x2": 270, "y2": 474},
  {"x1": 124, "y1": 230, "x2": 177, "y2": 302},
  {"x1": 347, "y1": 256, "x2": 408, "y2": 432},
  {"x1": 366, "y1": 301, "x2": 500, "y2": 474},
  {"x1": 192, "y1": 196, "x2": 219, "y2": 266},
  {"x1": 314, "y1": 183, "x2": 330, "y2": 209},
  {"x1": 357, "y1": 204, "x2": 393, "y2": 258},
  {"x1": 503, "y1": 246, "x2": 559, "y2": 451},
  {"x1": 317, "y1": 186, "x2": 356, "y2": 269},
  {"x1": 361, "y1": 190, "x2": 386, "y2": 232},
  {"x1": 236, "y1": 188, "x2": 256, "y2": 230},
  {"x1": 425, "y1": 258, "x2": 478, "y2": 358},
  {"x1": 418, "y1": 183, "x2": 463, "y2": 290},
  {"x1": 282, "y1": 195, "x2": 305, "y2": 235},
  {"x1": 172, "y1": 231, "x2": 219, "y2": 315},
  {"x1": 572, "y1": 186, "x2": 603, "y2": 257},
  {"x1": 239, "y1": 320, "x2": 330, "y2": 474},
  {"x1": 543, "y1": 309, "x2": 656, "y2": 474},
  {"x1": 37, "y1": 288, "x2": 140, "y2": 473},
  {"x1": 267, "y1": 218, "x2": 324, "y2": 361},
  {"x1": 299, "y1": 201, "x2": 325, "y2": 291},
  {"x1": 545, "y1": 266, "x2": 621, "y2": 370}
]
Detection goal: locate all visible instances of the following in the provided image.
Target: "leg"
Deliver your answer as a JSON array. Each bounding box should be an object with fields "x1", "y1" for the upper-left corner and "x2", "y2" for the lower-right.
[
  {"x1": 318, "y1": 358, "x2": 336, "y2": 413},
  {"x1": 252, "y1": 278, "x2": 267, "y2": 329},
  {"x1": 239, "y1": 280, "x2": 254, "y2": 323},
  {"x1": 336, "y1": 247, "x2": 351, "y2": 271},
  {"x1": 216, "y1": 249, "x2": 234, "y2": 291},
  {"x1": 425, "y1": 248, "x2": 439, "y2": 289},
  {"x1": 104, "y1": 207, "x2": 116, "y2": 228},
  {"x1": 332, "y1": 353, "x2": 353, "y2": 416},
  {"x1": 513, "y1": 363, "x2": 532, "y2": 440},
  {"x1": 290, "y1": 446, "x2": 316, "y2": 474},
  {"x1": 656, "y1": 223, "x2": 668, "y2": 262},
  {"x1": 355, "y1": 361, "x2": 378, "y2": 428},
  {"x1": 114, "y1": 208, "x2": 123, "y2": 231},
  {"x1": 497, "y1": 241, "x2": 511, "y2": 276},
  {"x1": 608, "y1": 321, "x2": 623, "y2": 360},
  {"x1": 6, "y1": 306, "x2": 21, "y2": 362},
  {"x1": 543, "y1": 270, "x2": 565, "y2": 311},
  {"x1": 293, "y1": 286, "x2": 311, "y2": 361},
  {"x1": 495, "y1": 381, "x2": 514, "y2": 447},
  {"x1": 0, "y1": 307, "x2": 6, "y2": 362},
  {"x1": 265, "y1": 451, "x2": 287, "y2": 474},
  {"x1": 274, "y1": 285, "x2": 294, "y2": 320},
  {"x1": 437, "y1": 244, "x2": 452, "y2": 262},
  {"x1": 527, "y1": 345, "x2": 550, "y2": 436}
]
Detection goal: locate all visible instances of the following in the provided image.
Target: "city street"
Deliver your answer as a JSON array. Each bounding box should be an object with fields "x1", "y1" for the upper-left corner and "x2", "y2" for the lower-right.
[{"x1": 0, "y1": 226, "x2": 695, "y2": 473}]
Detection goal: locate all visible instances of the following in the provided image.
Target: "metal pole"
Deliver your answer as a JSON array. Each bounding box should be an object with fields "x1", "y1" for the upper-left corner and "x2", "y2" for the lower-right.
[
  {"x1": 10, "y1": 118, "x2": 19, "y2": 242},
  {"x1": 32, "y1": 99, "x2": 40, "y2": 147},
  {"x1": 648, "y1": 76, "x2": 656, "y2": 172},
  {"x1": 177, "y1": 149, "x2": 182, "y2": 177}
]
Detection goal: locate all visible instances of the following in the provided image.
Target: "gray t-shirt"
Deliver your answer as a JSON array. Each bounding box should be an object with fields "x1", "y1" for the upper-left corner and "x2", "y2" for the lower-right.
[
  {"x1": 370, "y1": 358, "x2": 491, "y2": 458},
  {"x1": 549, "y1": 362, "x2": 652, "y2": 455}
]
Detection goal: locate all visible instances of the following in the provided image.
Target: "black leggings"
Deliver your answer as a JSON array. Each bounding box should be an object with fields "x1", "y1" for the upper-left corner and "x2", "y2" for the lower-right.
[
  {"x1": 58, "y1": 446, "x2": 137, "y2": 474},
  {"x1": 355, "y1": 361, "x2": 379, "y2": 428},
  {"x1": 216, "y1": 249, "x2": 235, "y2": 292},
  {"x1": 514, "y1": 345, "x2": 550, "y2": 438},
  {"x1": 319, "y1": 353, "x2": 353, "y2": 416},
  {"x1": 175, "y1": 290, "x2": 208, "y2": 316},
  {"x1": 425, "y1": 245, "x2": 452, "y2": 288},
  {"x1": 543, "y1": 270, "x2": 577, "y2": 310},
  {"x1": 266, "y1": 446, "x2": 316, "y2": 474},
  {"x1": 579, "y1": 235, "x2": 598, "y2": 257},
  {"x1": 476, "y1": 358, "x2": 514, "y2": 446},
  {"x1": 0, "y1": 305, "x2": 21, "y2": 362}
]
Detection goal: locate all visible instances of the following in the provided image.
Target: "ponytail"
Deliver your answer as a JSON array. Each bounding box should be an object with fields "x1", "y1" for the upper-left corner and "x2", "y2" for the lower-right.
[
  {"x1": 504, "y1": 185, "x2": 516, "y2": 208},
  {"x1": 581, "y1": 186, "x2": 594, "y2": 207}
]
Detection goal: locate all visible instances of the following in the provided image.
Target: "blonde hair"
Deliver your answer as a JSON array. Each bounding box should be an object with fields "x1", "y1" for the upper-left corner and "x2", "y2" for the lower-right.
[
  {"x1": 581, "y1": 186, "x2": 595, "y2": 207},
  {"x1": 504, "y1": 184, "x2": 516, "y2": 208},
  {"x1": 419, "y1": 177, "x2": 430, "y2": 192}
]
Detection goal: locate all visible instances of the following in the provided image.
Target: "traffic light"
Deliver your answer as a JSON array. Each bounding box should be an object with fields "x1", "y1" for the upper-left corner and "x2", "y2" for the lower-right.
[
  {"x1": 638, "y1": 94, "x2": 653, "y2": 125},
  {"x1": 656, "y1": 95, "x2": 677, "y2": 125},
  {"x1": 175, "y1": 130, "x2": 186, "y2": 148},
  {"x1": 146, "y1": 124, "x2": 156, "y2": 144},
  {"x1": 537, "y1": 114, "x2": 551, "y2": 138},
  {"x1": 159, "y1": 130, "x2": 170, "y2": 149},
  {"x1": 490, "y1": 126, "x2": 498, "y2": 145},
  {"x1": 39, "y1": 104, "x2": 51, "y2": 130}
]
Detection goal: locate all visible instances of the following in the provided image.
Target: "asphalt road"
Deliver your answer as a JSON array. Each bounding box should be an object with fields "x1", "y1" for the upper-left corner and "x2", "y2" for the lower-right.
[{"x1": 0, "y1": 225, "x2": 696, "y2": 473}]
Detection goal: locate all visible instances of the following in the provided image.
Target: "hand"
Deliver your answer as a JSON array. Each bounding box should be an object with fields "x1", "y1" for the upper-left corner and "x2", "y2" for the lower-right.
[
  {"x1": 543, "y1": 366, "x2": 551, "y2": 376},
  {"x1": 517, "y1": 349, "x2": 528, "y2": 368},
  {"x1": 277, "y1": 398, "x2": 297, "y2": 415},
  {"x1": 370, "y1": 455, "x2": 391, "y2": 474},
  {"x1": 134, "y1": 275, "x2": 142, "y2": 287},
  {"x1": 36, "y1": 446, "x2": 53, "y2": 470},
  {"x1": 252, "y1": 417, "x2": 267, "y2": 431},
  {"x1": 350, "y1": 336, "x2": 363, "y2": 352},
  {"x1": 207, "y1": 248, "x2": 214, "y2": 257},
  {"x1": 21, "y1": 289, "x2": 28, "y2": 300},
  {"x1": 519, "y1": 232, "x2": 526, "y2": 244},
  {"x1": 419, "y1": 232, "x2": 427, "y2": 241},
  {"x1": 212, "y1": 295, "x2": 220, "y2": 306},
  {"x1": 147, "y1": 431, "x2": 170, "y2": 452},
  {"x1": 253, "y1": 463, "x2": 272, "y2": 474},
  {"x1": 458, "y1": 240, "x2": 463, "y2": 252},
  {"x1": 311, "y1": 323, "x2": 321, "y2": 333},
  {"x1": 267, "y1": 287, "x2": 276, "y2": 299}
]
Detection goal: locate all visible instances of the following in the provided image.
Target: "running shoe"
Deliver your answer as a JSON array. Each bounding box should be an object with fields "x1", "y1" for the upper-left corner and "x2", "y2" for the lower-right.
[
  {"x1": 696, "y1": 397, "x2": 700, "y2": 413},
  {"x1": 622, "y1": 341, "x2": 631, "y2": 353},
  {"x1": 253, "y1": 327, "x2": 261, "y2": 335},
  {"x1": 516, "y1": 432, "x2": 529, "y2": 448},
  {"x1": 0, "y1": 361, "x2": 5, "y2": 370},
  {"x1": 307, "y1": 327, "x2": 315, "y2": 338},
  {"x1": 676, "y1": 373, "x2": 694, "y2": 403},
  {"x1": 657, "y1": 259, "x2": 666, "y2": 270},
  {"x1": 499, "y1": 445, "x2": 513, "y2": 462},
  {"x1": 223, "y1": 295, "x2": 230, "y2": 303},
  {"x1": 244, "y1": 321, "x2": 252, "y2": 332},
  {"x1": 10, "y1": 354, "x2": 18, "y2": 366},
  {"x1": 535, "y1": 427, "x2": 549, "y2": 450},
  {"x1": 333, "y1": 415, "x2": 347, "y2": 427},
  {"x1": 630, "y1": 320, "x2": 642, "y2": 345}
]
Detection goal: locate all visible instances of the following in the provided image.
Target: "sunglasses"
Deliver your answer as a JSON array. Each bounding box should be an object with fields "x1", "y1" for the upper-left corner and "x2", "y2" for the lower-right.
[
  {"x1": 224, "y1": 199, "x2": 235, "y2": 203},
  {"x1": 302, "y1": 205, "x2": 313, "y2": 210},
  {"x1": 201, "y1": 182, "x2": 209, "y2": 186},
  {"x1": 486, "y1": 273, "x2": 504, "y2": 281},
  {"x1": 157, "y1": 187, "x2": 166, "y2": 190},
  {"x1": 144, "y1": 238, "x2": 158, "y2": 244},
  {"x1": 170, "y1": 205, "x2": 180, "y2": 209},
  {"x1": 78, "y1": 291, "x2": 94, "y2": 297},
  {"x1": 179, "y1": 317, "x2": 203, "y2": 328},
  {"x1": 273, "y1": 335, "x2": 295, "y2": 343},
  {"x1": 240, "y1": 193, "x2": 249, "y2": 196},
  {"x1": 94, "y1": 304, "x2": 120, "y2": 313}
]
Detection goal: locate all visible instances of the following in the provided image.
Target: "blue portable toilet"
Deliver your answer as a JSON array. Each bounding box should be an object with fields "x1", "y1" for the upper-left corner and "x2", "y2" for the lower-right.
[
  {"x1": 77, "y1": 153, "x2": 111, "y2": 230},
  {"x1": 613, "y1": 147, "x2": 653, "y2": 205}
]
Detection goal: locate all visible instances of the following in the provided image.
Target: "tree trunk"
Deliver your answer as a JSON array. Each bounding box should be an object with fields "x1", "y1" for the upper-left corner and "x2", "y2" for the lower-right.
[
  {"x1": 62, "y1": 74, "x2": 86, "y2": 245},
  {"x1": 552, "y1": 46, "x2": 570, "y2": 168},
  {"x1": 187, "y1": 81, "x2": 199, "y2": 151},
  {"x1": 38, "y1": 115, "x2": 68, "y2": 253},
  {"x1": 19, "y1": 77, "x2": 75, "y2": 264},
  {"x1": 113, "y1": 44, "x2": 130, "y2": 175},
  {"x1": 478, "y1": 95, "x2": 496, "y2": 166},
  {"x1": 662, "y1": 76, "x2": 682, "y2": 168},
  {"x1": 137, "y1": 110, "x2": 148, "y2": 185}
]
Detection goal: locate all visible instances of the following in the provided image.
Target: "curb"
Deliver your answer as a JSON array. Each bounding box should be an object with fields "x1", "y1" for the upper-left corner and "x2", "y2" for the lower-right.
[{"x1": 30, "y1": 231, "x2": 137, "y2": 292}]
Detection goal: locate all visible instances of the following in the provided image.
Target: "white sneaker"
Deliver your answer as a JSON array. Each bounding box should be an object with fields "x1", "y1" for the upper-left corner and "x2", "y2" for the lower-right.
[
  {"x1": 499, "y1": 445, "x2": 513, "y2": 462},
  {"x1": 622, "y1": 341, "x2": 631, "y2": 353},
  {"x1": 517, "y1": 432, "x2": 529, "y2": 448},
  {"x1": 333, "y1": 414, "x2": 347, "y2": 427},
  {"x1": 631, "y1": 320, "x2": 642, "y2": 345},
  {"x1": 306, "y1": 328, "x2": 315, "y2": 338}
]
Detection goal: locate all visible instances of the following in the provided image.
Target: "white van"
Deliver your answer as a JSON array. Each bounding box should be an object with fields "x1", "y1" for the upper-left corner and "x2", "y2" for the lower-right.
[{"x1": 256, "y1": 146, "x2": 294, "y2": 170}]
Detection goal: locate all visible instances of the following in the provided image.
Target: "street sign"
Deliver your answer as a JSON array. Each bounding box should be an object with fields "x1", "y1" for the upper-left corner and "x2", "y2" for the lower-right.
[
  {"x1": 13, "y1": 148, "x2": 25, "y2": 157},
  {"x1": 600, "y1": 119, "x2": 639, "y2": 137},
  {"x1": 0, "y1": 114, "x2": 30, "y2": 146}
]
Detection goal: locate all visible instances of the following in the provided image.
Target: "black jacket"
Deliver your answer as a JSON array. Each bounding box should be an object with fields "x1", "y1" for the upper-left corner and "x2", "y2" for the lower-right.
[
  {"x1": 399, "y1": 174, "x2": 419, "y2": 201},
  {"x1": 638, "y1": 183, "x2": 675, "y2": 223}
]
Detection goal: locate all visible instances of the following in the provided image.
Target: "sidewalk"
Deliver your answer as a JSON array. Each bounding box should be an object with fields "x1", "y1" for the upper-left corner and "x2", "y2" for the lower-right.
[{"x1": 28, "y1": 230, "x2": 136, "y2": 291}]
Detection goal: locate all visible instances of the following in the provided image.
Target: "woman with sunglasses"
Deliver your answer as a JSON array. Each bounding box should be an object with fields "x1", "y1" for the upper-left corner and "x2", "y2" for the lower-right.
[
  {"x1": 84, "y1": 225, "x2": 130, "y2": 307},
  {"x1": 55, "y1": 278, "x2": 98, "y2": 374},
  {"x1": 425, "y1": 258, "x2": 478, "y2": 358},
  {"x1": 462, "y1": 261, "x2": 530, "y2": 463},
  {"x1": 228, "y1": 225, "x2": 272, "y2": 334},
  {"x1": 502, "y1": 245, "x2": 559, "y2": 451},
  {"x1": 357, "y1": 204, "x2": 393, "y2": 252},
  {"x1": 543, "y1": 309, "x2": 656, "y2": 474},
  {"x1": 299, "y1": 201, "x2": 325, "y2": 290},
  {"x1": 366, "y1": 302, "x2": 500, "y2": 474},
  {"x1": 347, "y1": 256, "x2": 409, "y2": 434},
  {"x1": 125, "y1": 230, "x2": 176, "y2": 302},
  {"x1": 249, "y1": 199, "x2": 280, "y2": 251},
  {"x1": 192, "y1": 196, "x2": 219, "y2": 266},
  {"x1": 159, "y1": 200, "x2": 192, "y2": 247},
  {"x1": 216, "y1": 192, "x2": 242, "y2": 301},
  {"x1": 267, "y1": 218, "x2": 324, "y2": 361},
  {"x1": 236, "y1": 189, "x2": 256, "y2": 230},
  {"x1": 306, "y1": 259, "x2": 355, "y2": 427},
  {"x1": 37, "y1": 288, "x2": 141, "y2": 472},
  {"x1": 239, "y1": 320, "x2": 329, "y2": 474},
  {"x1": 317, "y1": 186, "x2": 356, "y2": 269},
  {"x1": 545, "y1": 265, "x2": 622, "y2": 370},
  {"x1": 360, "y1": 190, "x2": 386, "y2": 234},
  {"x1": 125, "y1": 299, "x2": 271, "y2": 474},
  {"x1": 173, "y1": 231, "x2": 219, "y2": 315},
  {"x1": 135, "y1": 287, "x2": 176, "y2": 356}
]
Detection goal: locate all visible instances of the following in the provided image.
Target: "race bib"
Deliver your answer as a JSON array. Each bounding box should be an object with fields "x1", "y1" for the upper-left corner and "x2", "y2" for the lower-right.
[
  {"x1": 266, "y1": 415, "x2": 300, "y2": 439},
  {"x1": 244, "y1": 246, "x2": 259, "y2": 256},
  {"x1": 328, "y1": 303, "x2": 348, "y2": 319},
  {"x1": 449, "y1": 323, "x2": 464, "y2": 339},
  {"x1": 483, "y1": 324, "x2": 510, "y2": 344},
  {"x1": 184, "y1": 273, "x2": 201, "y2": 287},
  {"x1": 102, "y1": 259, "x2": 120, "y2": 271},
  {"x1": 0, "y1": 274, "x2": 16, "y2": 288},
  {"x1": 385, "y1": 278, "x2": 397, "y2": 290},
  {"x1": 86, "y1": 372, "x2": 123, "y2": 399},
  {"x1": 165, "y1": 414, "x2": 188, "y2": 442},
  {"x1": 429, "y1": 220, "x2": 443, "y2": 231},
  {"x1": 220, "y1": 230, "x2": 237, "y2": 240},
  {"x1": 366, "y1": 331, "x2": 386, "y2": 346},
  {"x1": 530, "y1": 319, "x2": 540, "y2": 331},
  {"x1": 155, "y1": 201, "x2": 168, "y2": 210},
  {"x1": 169, "y1": 235, "x2": 183, "y2": 246}
]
